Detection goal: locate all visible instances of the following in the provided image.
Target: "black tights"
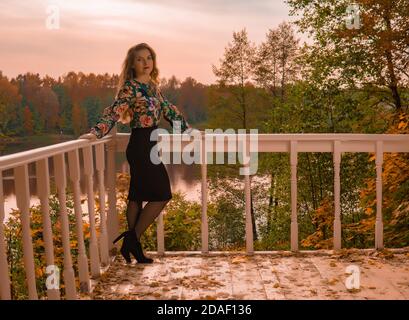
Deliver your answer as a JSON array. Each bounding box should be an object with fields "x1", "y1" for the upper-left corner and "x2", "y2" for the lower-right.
[{"x1": 126, "y1": 199, "x2": 169, "y2": 241}]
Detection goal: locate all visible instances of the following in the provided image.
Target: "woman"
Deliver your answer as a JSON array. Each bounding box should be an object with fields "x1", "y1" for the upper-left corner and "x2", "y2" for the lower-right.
[{"x1": 79, "y1": 43, "x2": 192, "y2": 264}]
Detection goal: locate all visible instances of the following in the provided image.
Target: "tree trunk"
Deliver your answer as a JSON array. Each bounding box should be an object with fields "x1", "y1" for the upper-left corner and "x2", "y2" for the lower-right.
[
  {"x1": 306, "y1": 153, "x2": 318, "y2": 210},
  {"x1": 384, "y1": 12, "x2": 402, "y2": 111}
]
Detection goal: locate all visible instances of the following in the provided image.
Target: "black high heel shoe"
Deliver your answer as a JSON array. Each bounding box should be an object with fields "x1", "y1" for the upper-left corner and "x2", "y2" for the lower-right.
[
  {"x1": 113, "y1": 231, "x2": 132, "y2": 264},
  {"x1": 127, "y1": 230, "x2": 153, "y2": 264},
  {"x1": 113, "y1": 231, "x2": 153, "y2": 264}
]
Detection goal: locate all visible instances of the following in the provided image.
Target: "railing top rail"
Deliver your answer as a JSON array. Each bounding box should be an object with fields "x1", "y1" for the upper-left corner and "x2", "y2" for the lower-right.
[
  {"x1": 2, "y1": 132, "x2": 408, "y2": 171},
  {"x1": 119, "y1": 132, "x2": 409, "y2": 141},
  {"x1": 0, "y1": 135, "x2": 113, "y2": 171},
  {"x1": 256, "y1": 133, "x2": 409, "y2": 141}
]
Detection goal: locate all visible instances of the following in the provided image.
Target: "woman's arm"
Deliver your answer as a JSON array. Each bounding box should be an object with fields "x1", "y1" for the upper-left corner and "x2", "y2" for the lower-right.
[
  {"x1": 158, "y1": 89, "x2": 191, "y2": 133},
  {"x1": 90, "y1": 80, "x2": 135, "y2": 139}
]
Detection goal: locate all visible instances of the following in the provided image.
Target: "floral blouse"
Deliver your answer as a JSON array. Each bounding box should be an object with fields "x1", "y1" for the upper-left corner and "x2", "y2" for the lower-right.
[{"x1": 90, "y1": 79, "x2": 191, "y2": 139}]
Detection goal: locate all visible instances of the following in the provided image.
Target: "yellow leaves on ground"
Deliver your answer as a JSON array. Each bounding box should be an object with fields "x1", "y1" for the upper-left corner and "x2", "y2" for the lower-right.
[{"x1": 231, "y1": 255, "x2": 250, "y2": 264}]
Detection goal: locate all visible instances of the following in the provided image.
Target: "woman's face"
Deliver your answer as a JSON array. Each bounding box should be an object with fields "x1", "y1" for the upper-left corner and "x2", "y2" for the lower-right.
[{"x1": 134, "y1": 48, "x2": 154, "y2": 77}]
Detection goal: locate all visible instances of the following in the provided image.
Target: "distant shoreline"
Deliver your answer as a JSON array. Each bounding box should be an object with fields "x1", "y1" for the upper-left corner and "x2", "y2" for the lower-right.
[{"x1": 0, "y1": 133, "x2": 76, "y2": 157}]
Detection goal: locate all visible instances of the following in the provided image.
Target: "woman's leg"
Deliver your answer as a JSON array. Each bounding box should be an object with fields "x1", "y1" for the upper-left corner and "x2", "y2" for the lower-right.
[
  {"x1": 134, "y1": 200, "x2": 169, "y2": 241},
  {"x1": 126, "y1": 200, "x2": 143, "y2": 231}
]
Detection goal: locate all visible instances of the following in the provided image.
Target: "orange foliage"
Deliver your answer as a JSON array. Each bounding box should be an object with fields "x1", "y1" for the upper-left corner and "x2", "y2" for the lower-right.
[
  {"x1": 302, "y1": 111, "x2": 409, "y2": 249},
  {"x1": 301, "y1": 197, "x2": 334, "y2": 249},
  {"x1": 353, "y1": 111, "x2": 409, "y2": 246}
]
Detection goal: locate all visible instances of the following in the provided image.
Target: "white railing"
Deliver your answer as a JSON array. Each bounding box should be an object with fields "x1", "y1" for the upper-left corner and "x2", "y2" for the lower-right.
[
  {"x1": 0, "y1": 128, "x2": 119, "y2": 300},
  {"x1": 1, "y1": 130, "x2": 409, "y2": 300},
  {"x1": 116, "y1": 132, "x2": 409, "y2": 254}
]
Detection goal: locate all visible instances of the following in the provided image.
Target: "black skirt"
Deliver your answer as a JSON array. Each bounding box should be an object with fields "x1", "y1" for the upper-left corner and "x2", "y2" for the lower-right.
[{"x1": 126, "y1": 125, "x2": 172, "y2": 202}]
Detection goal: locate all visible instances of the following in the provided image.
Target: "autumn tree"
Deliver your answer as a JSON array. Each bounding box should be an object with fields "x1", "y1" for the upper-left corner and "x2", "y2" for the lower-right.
[
  {"x1": 32, "y1": 86, "x2": 60, "y2": 131},
  {"x1": 351, "y1": 111, "x2": 409, "y2": 248},
  {"x1": 0, "y1": 72, "x2": 21, "y2": 136},
  {"x1": 52, "y1": 83, "x2": 73, "y2": 134},
  {"x1": 15, "y1": 73, "x2": 42, "y2": 105},
  {"x1": 287, "y1": 0, "x2": 409, "y2": 113},
  {"x1": 23, "y1": 106, "x2": 34, "y2": 135},
  {"x1": 282, "y1": 0, "x2": 409, "y2": 249},
  {"x1": 71, "y1": 103, "x2": 88, "y2": 137}
]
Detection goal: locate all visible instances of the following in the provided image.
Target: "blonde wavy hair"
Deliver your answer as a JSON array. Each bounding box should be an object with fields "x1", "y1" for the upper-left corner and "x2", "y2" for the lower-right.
[{"x1": 116, "y1": 43, "x2": 160, "y2": 97}]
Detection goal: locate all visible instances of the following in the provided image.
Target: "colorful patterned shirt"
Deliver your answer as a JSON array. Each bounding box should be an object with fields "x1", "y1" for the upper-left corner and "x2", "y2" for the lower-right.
[{"x1": 90, "y1": 79, "x2": 191, "y2": 139}]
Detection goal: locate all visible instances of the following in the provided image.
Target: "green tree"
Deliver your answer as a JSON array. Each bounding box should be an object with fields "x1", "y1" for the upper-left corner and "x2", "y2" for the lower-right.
[{"x1": 286, "y1": 0, "x2": 409, "y2": 112}]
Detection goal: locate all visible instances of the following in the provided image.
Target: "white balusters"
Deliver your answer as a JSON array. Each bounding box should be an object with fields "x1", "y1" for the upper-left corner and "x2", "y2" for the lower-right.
[
  {"x1": 0, "y1": 170, "x2": 11, "y2": 300},
  {"x1": 201, "y1": 132, "x2": 208, "y2": 254},
  {"x1": 290, "y1": 141, "x2": 298, "y2": 252},
  {"x1": 14, "y1": 165, "x2": 38, "y2": 299},
  {"x1": 106, "y1": 136, "x2": 119, "y2": 252},
  {"x1": 240, "y1": 132, "x2": 254, "y2": 254},
  {"x1": 35, "y1": 159, "x2": 60, "y2": 299},
  {"x1": 156, "y1": 141, "x2": 165, "y2": 256},
  {"x1": 53, "y1": 154, "x2": 77, "y2": 299},
  {"x1": 95, "y1": 144, "x2": 110, "y2": 266},
  {"x1": 375, "y1": 141, "x2": 384, "y2": 250},
  {"x1": 82, "y1": 146, "x2": 101, "y2": 277},
  {"x1": 333, "y1": 141, "x2": 342, "y2": 250},
  {"x1": 67, "y1": 150, "x2": 90, "y2": 292},
  {"x1": 244, "y1": 164, "x2": 253, "y2": 254}
]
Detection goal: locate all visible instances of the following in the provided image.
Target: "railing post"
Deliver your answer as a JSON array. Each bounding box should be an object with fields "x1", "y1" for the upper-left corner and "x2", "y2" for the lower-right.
[
  {"x1": 36, "y1": 159, "x2": 60, "y2": 299},
  {"x1": 239, "y1": 131, "x2": 254, "y2": 254},
  {"x1": 14, "y1": 165, "x2": 38, "y2": 299},
  {"x1": 201, "y1": 131, "x2": 209, "y2": 254},
  {"x1": 157, "y1": 139, "x2": 165, "y2": 256},
  {"x1": 95, "y1": 144, "x2": 110, "y2": 266},
  {"x1": 106, "y1": 127, "x2": 119, "y2": 253},
  {"x1": 244, "y1": 163, "x2": 253, "y2": 254},
  {"x1": 82, "y1": 146, "x2": 101, "y2": 277},
  {"x1": 0, "y1": 170, "x2": 11, "y2": 300},
  {"x1": 333, "y1": 141, "x2": 342, "y2": 250},
  {"x1": 290, "y1": 141, "x2": 298, "y2": 252},
  {"x1": 375, "y1": 141, "x2": 384, "y2": 250},
  {"x1": 53, "y1": 154, "x2": 77, "y2": 299},
  {"x1": 237, "y1": 134, "x2": 254, "y2": 254},
  {"x1": 67, "y1": 150, "x2": 91, "y2": 293}
]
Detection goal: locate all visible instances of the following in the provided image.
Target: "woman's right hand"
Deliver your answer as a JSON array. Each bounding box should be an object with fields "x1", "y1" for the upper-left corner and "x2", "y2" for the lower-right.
[{"x1": 78, "y1": 133, "x2": 97, "y2": 141}]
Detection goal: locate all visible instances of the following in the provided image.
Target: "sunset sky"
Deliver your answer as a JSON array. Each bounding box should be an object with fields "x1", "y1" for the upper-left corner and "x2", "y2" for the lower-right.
[{"x1": 0, "y1": 0, "x2": 305, "y2": 85}]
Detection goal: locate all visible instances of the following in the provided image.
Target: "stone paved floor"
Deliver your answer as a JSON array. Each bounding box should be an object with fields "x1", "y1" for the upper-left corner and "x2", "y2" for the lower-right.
[{"x1": 87, "y1": 249, "x2": 409, "y2": 300}]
